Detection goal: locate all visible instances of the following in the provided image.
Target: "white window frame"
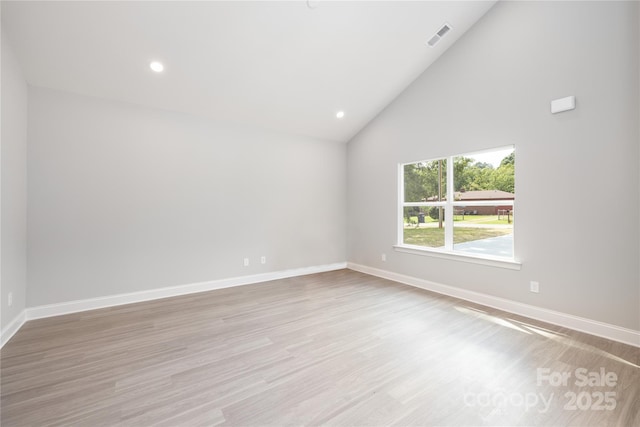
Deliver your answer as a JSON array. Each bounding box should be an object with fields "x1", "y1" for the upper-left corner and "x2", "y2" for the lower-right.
[{"x1": 395, "y1": 147, "x2": 521, "y2": 270}]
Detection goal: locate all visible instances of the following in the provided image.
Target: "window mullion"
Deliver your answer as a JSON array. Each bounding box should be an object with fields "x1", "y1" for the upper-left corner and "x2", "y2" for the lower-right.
[
  {"x1": 444, "y1": 156, "x2": 454, "y2": 249},
  {"x1": 398, "y1": 163, "x2": 404, "y2": 245}
]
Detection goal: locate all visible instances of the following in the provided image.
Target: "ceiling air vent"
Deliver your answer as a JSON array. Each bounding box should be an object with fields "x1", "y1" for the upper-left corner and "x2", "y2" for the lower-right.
[{"x1": 426, "y1": 23, "x2": 452, "y2": 47}]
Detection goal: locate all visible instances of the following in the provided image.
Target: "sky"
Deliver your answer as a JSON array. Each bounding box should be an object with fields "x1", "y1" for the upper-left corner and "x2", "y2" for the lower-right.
[{"x1": 461, "y1": 146, "x2": 514, "y2": 168}]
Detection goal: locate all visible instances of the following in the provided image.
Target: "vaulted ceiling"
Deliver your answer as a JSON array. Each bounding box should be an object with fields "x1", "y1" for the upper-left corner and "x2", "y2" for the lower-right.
[{"x1": 2, "y1": 1, "x2": 496, "y2": 142}]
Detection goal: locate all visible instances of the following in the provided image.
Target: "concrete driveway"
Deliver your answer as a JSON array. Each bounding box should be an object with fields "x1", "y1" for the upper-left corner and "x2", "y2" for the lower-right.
[{"x1": 454, "y1": 233, "x2": 513, "y2": 258}]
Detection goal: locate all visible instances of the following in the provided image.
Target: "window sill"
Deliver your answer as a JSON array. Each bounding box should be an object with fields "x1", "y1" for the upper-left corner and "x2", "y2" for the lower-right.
[{"x1": 393, "y1": 244, "x2": 522, "y2": 270}]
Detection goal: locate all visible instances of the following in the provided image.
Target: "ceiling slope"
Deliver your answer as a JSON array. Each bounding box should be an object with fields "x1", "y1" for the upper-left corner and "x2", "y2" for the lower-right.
[{"x1": 2, "y1": 1, "x2": 496, "y2": 142}]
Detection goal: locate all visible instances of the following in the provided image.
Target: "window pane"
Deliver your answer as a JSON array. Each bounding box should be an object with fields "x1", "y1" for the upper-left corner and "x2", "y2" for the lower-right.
[
  {"x1": 404, "y1": 159, "x2": 447, "y2": 203},
  {"x1": 453, "y1": 207, "x2": 514, "y2": 258},
  {"x1": 453, "y1": 147, "x2": 515, "y2": 196},
  {"x1": 403, "y1": 206, "x2": 445, "y2": 248}
]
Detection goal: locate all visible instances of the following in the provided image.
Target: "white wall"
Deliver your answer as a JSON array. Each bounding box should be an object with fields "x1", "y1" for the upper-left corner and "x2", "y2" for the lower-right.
[
  {"x1": 1, "y1": 31, "x2": 28, "y2": 329},
  {"x1": 27, "y1": 87, "x2": 346, "y2": 306},
  {"x1": 347, "y1": 1, "x2": 640, "y2": 330}
]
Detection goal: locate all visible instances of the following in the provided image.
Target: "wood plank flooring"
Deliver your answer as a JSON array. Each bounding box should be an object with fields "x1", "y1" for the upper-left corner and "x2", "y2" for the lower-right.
[{"x1": 1, "y1": 269, "x2": 638, "y2": 426}]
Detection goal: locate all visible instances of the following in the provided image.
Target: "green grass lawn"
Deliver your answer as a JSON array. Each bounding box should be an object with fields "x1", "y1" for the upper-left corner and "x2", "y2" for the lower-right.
[
  {"x1": 454, "y1": 214, "x2": 514, "y2": 225},
  {"x1": 403, "y1": 226, "x2": 513, "y2": 247},
  {"x1": 407, "y1": 214, "x2": 513, "y2": 226}
]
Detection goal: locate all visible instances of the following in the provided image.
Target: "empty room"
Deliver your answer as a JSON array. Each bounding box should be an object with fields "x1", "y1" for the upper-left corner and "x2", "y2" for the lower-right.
[{"x1": 1, "y1": 1, "x2": 639, "y2": 426}]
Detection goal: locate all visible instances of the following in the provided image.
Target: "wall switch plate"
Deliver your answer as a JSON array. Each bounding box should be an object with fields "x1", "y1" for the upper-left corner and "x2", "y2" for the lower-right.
[
  {"x1": 8, "y1": 292, "x2": 13, "y2": 307},
  {"x1": 261, "y1": 256, "x2": 266, "y2": 264},
  {"x1": 530, "y1": 281, "x2": 539, "y2": 293},
  {"x1": 243, "y1": 258, "x2": 249, "y2": 267},
  {"x1": 381, "y1": 253, "x2": 386, "y2": 262}
]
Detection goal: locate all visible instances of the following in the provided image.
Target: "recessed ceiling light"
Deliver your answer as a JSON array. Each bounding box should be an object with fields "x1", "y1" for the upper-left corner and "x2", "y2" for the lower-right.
[
  {"x1": 336, "y1": 111, "x2": 345, "y2": 119},
  {"x1": 149, "y1": 61, "x2": 164, "y2": 73}
]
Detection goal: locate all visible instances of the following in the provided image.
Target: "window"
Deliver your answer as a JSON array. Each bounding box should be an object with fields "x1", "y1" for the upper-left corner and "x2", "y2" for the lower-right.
[{"x1": 398, "y1": 146, "x2": 516, "y2": 263}]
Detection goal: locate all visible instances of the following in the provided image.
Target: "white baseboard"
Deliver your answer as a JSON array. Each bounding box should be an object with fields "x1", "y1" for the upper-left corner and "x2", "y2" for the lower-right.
[
  {"x1": 6, "y1": 261, "x2": 637, "y2": 350},
  {"x1": 0, "y1": 262, "x2": 346, "y2": 349},
  {"x1": 347, "y1": 262, "x2": 640, "y2": 348},
  {"x1": 1, "y1": 309, "x2": 27, "y2": 348},
  {"x1": 26, "y1": 262, "x2": 347, "y2": 321}
]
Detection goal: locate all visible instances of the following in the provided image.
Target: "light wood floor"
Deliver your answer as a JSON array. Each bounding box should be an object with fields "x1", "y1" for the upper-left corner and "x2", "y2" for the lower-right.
[{"x1": 1, "y1": 269, "x2": 638, "y2": 426}]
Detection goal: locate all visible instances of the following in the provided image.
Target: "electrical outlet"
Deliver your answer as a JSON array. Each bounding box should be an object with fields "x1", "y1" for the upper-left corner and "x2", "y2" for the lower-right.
[
  {"x1": 381, "y1": 253, "x2": 386, "y2": 262},
  {"x1": 8, "y1": 292, "x2": 13, "y2": 307},
  {"x1": 243, "y1": 258, "x2": 249, "y2": 267},
  {"x1": 530, "y1": 281, "x2": 539, "y2": 293},
  {"x1": 261, "y1": 256, "x2": 266, "y2": 264}
]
